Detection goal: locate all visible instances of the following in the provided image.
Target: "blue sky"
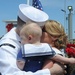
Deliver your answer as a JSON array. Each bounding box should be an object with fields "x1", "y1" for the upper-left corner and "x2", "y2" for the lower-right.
[{"x1": 0, "y1": 0, "x2": 75, "y2": 39}]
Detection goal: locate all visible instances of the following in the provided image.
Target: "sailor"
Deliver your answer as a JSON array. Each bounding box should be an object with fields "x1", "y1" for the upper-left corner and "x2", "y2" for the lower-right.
[{"x1": 0, "y1": 4, "x2": 51, "y2": 75}]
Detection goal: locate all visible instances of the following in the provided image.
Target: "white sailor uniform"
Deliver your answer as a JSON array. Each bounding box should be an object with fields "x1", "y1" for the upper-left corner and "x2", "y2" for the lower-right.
[
  {"x1": 0, "y1": 28, "x2": 50, "y2": 75},
  {"x1": 0, "y1": 3, "x2": 51, "y2": 75},
  {"x1": 0, "y1": 28, "x2": 21, "y2": 74}
]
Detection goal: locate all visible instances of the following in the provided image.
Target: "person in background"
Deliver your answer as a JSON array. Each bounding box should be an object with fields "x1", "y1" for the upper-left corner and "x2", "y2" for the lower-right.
[{"x1": 0, "y1": 4, "x2": 65, "y2": 75}]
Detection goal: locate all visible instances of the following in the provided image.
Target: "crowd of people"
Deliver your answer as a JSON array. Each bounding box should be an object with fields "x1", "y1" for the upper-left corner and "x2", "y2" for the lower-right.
[{"x1": 0, "y1": 3, "x2": 75, "y2": 75}]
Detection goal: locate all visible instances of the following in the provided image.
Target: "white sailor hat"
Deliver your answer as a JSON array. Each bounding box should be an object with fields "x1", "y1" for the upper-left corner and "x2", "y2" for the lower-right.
[{"x1": 18, "y1": 4, "x2": 49, "y2": 26}]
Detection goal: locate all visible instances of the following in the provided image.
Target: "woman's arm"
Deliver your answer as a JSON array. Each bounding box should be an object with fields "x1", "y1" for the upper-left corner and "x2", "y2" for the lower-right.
[
  {"x1": 42, "y1": 59, "x2": 65, "y2": 75},
  {"x1": 42, "y1": 59, "x2": 54, "y2": 69},
  {"x1": 50, "y1": 62, "x2": 65, "y2": 75},
  {"x1": 42, "y1": 58, "x2": 66, "y2": 75}
]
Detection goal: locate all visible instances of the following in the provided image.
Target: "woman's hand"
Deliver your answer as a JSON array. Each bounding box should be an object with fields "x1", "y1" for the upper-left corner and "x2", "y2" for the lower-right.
[{"x1": 50, "y1": 62, "x2": 66, "y2": 75}]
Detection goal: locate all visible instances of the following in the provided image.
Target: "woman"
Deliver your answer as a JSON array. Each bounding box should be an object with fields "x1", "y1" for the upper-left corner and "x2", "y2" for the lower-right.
[{"x1": 41, "y1": 20, "x2": 67, "y2": 74}]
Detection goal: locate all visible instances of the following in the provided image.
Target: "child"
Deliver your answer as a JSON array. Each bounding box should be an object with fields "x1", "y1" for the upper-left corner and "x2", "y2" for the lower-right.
[
  {"x1": 17, "y1": 22, "x2": 55, "y2": 72},
  {"x1": 17, "y1": 22, "x2": 75, "y2": 72}
]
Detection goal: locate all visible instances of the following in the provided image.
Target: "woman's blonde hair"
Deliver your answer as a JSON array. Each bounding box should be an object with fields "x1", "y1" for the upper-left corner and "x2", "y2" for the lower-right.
[{"x1": 44, "y1": 20, "x2": 67, "y2": 49}]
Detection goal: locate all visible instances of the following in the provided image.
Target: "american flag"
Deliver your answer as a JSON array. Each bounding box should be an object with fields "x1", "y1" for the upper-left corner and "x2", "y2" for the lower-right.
[{"x1": 32, "y1": 0, "x2": 43, "y2": 11}]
